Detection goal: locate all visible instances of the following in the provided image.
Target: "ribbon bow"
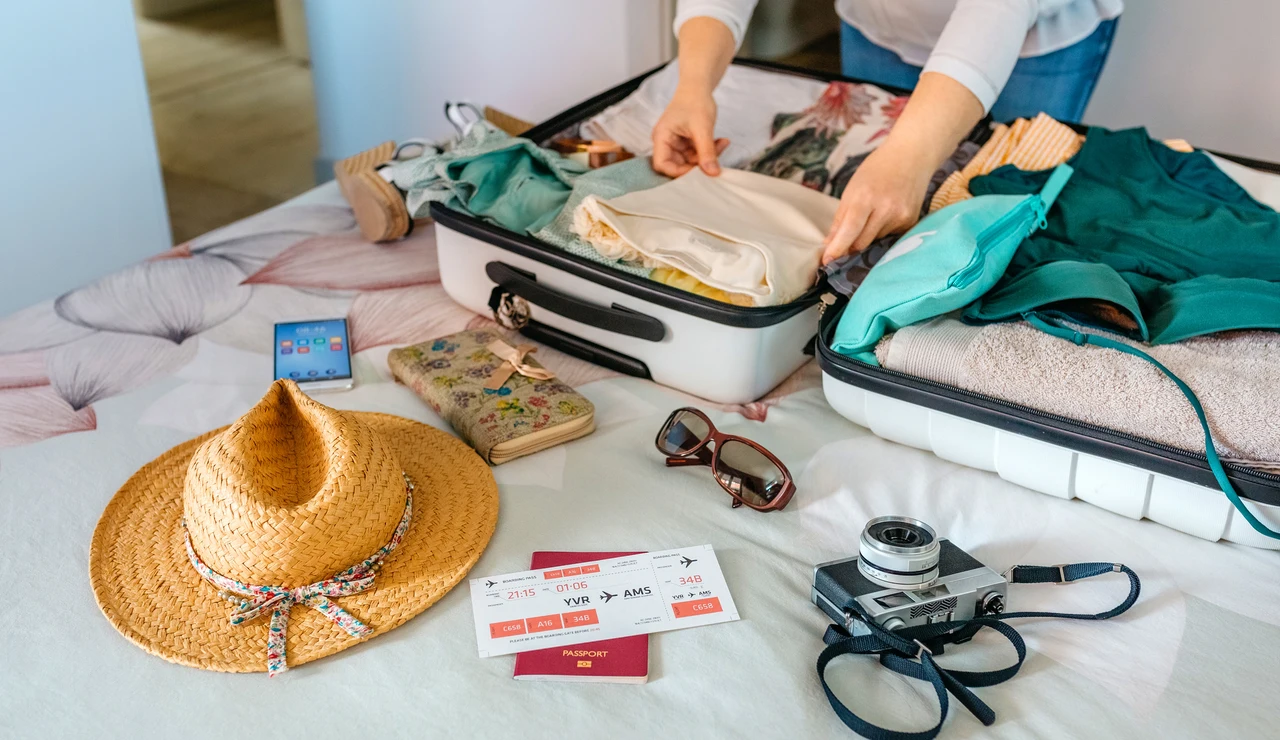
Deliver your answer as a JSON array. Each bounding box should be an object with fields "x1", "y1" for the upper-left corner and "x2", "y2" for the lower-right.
[
  {"x1": 484, "y1": 340, "x2": 556, "y2": 390},
  {"x1": 183, "y1": 473, "x2": 415, "y2": 677}
]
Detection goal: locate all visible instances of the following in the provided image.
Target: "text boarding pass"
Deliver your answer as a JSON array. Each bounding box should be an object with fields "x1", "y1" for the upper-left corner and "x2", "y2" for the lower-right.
[{"x1": 469, "y1": 545, "x2": 739, "y2": 657}]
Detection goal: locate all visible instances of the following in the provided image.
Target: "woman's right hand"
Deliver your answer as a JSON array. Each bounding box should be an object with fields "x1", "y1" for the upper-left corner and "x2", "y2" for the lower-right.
[{"x1": 651, "y1": 88, "x2": 729, "y2": 178}]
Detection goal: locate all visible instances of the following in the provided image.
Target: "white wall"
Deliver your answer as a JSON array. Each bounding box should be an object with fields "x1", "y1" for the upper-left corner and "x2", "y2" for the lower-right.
[
  {"x1": 305, "y1": 0, "x2": 673, "y2": 170},
  {"x1": 1085, "y1": 0, "x2": 1280, "y2": 161},
  {"x1": 0, "y1": 0, "x2": 171, "y2": 315}
]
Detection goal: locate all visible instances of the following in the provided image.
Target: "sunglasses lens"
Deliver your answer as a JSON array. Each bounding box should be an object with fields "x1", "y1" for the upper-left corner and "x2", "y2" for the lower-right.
[
  {"x1": 714, "y1": 440, "x2": 787, "y2": 508},
  {"x1": 658, "y1": 410, "x2": 711, "y2": 456}
]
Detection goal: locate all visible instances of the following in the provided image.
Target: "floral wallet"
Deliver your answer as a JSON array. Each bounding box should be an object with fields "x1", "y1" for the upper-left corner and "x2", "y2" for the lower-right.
[{"x1": 387, "y1": 329, "x2": 595, "y2": 465}]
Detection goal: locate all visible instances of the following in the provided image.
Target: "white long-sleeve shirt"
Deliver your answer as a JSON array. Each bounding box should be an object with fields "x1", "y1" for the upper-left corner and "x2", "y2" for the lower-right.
[{"x1": 673, "y1": 0, "x2": 1123, "y2": 112}]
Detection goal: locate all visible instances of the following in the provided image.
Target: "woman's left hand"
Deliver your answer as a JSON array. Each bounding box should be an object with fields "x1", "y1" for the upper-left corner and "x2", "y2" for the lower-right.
[
  {"x1": 820, "y1": 71, "x2": 986, "y2": 265},
  {"x1": 821, "y1": 140, "x2": 934, "y2": 265}
]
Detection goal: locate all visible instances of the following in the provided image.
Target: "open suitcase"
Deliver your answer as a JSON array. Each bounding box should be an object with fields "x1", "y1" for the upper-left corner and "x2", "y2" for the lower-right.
[
  {"x1": 816, "y1": 141, "x2": 1280, "y2": 549},
  {"x1": 433, "y1": 60, "x2": 960, "y2": 405}
]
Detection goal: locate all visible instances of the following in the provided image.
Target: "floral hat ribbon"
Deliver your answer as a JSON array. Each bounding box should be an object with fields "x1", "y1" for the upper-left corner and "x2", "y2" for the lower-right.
[
  {"x1": 484, "y1": 340, "x2": 556, "y2": 391},
  {"x1": 182, "y1": 472, "x2": 416, "y2": 676}
]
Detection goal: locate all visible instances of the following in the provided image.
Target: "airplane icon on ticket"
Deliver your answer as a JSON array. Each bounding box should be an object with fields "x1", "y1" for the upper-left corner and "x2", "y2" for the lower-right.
[
  {"x1": 680, "y1": 556, "x2": 697, "y2": 568},
  {"x1": 601, "y1": 591, "x2": 617, "y2": 603},
  {"x1": 485, "y1": 580, "x2": 496, "y2": 588}
]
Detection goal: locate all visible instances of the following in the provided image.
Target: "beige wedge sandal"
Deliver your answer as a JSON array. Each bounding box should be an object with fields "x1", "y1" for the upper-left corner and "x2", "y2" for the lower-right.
[{"x1": 334, "y1": 141, "x2": 413, "y2": 243}]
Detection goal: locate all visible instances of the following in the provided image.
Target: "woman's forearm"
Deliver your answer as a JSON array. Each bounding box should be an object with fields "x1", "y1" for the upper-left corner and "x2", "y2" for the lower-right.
[
  {"x1": 879, "y1": 72, "x2": 985, "y2": 175},
  {"x1": 674, "y1": 17, "x2": 738, "y2": 99}
]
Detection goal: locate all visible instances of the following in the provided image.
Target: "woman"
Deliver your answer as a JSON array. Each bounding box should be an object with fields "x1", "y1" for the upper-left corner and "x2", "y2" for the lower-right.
[{"x1": 653, "y1": 0, "x2": 1121, "y2": 263}]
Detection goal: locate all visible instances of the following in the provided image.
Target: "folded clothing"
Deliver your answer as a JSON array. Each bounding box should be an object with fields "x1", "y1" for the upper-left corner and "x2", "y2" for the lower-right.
[
  {"x1": 929, "y1": 113, "x2": 1195, "y2": 213},
  {"x1": 573, "y1": 168, "x2": 839, "y2": 307},
  {"x1": 966, "y1": 127, "x2": 1280, "y2": 344},
  {"x1": 386, "y1": 121, "x2": 587, "y2": 234},
  {"x1": 580, "y1": 61, "x2": 829, "y2": 170},
  {"x1": 531, "y1": 157, "x2": 668, "y2": 278},
  {"x1": 876, "y1": 317, "x2": 1280, "y2": 465},
  {"x1": 748, "y1": 81, "x2": 909, "y2": 196},
  {"x1": 649, "y1": 266, "x2": 753, "y2": 306}
]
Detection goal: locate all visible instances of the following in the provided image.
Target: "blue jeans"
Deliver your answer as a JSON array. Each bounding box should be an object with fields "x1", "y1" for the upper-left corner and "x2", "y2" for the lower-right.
[{"x1": 840, "y1": 19, "x2": 1118, "y2": 123}]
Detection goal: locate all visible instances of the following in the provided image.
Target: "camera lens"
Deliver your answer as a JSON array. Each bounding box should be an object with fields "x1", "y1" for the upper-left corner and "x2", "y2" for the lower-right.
[
  {"x1": 858, "y1": 516, "x2": 941, "y2": 588},
  {"x1": 866, "y1": 519, "x2": 935, "y2": 549},
  {"x1": 878, "y1": 526, "x2": 923, "y2": 547}
]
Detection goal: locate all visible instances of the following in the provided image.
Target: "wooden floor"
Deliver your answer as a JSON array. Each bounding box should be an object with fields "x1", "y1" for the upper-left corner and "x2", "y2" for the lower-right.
[{"x1": 136, "y1": 1, "x2": 319, "y2": 244}]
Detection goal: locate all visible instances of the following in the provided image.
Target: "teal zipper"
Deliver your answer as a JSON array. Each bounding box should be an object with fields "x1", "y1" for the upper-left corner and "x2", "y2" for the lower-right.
[{"x1": 947, "y1": 197, "x2": 1044, "y2": 289}]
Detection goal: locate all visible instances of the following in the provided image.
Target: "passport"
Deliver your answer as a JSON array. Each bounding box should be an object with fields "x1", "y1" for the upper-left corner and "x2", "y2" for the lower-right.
[{"x1": 513, "y1": 552, "x2": 649, "y2": 683}]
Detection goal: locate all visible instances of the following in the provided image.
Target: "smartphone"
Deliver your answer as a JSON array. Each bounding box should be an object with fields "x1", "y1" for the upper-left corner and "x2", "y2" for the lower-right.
[{"x1": 273, "y1": 318, "x2": 354, "y2": 392}]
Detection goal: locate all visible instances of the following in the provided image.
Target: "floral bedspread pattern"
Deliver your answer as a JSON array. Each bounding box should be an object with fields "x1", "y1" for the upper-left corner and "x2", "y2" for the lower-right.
[{"x1": 0, "y1": 188, "x2": 815, "y2": 452}]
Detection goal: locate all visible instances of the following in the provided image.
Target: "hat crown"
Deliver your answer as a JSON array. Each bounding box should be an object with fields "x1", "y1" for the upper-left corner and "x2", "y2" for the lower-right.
[{"x1": 183, "y1": 380, "x2": 406, "y2": 587}]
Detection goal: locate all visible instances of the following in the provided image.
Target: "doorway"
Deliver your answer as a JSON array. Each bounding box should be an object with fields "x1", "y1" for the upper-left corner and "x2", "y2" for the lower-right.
[{"x1": 135, "y1": 0, "x2": 318, "y2": 243}]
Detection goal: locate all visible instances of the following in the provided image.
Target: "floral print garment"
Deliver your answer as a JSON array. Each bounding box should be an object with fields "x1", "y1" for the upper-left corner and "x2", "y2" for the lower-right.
[
  {"x1": 748, "y1": 82, "x2": 908, "y2": 198},
  {"x1": 388, "y1": 329, "x2": 594, "y2": 464}
]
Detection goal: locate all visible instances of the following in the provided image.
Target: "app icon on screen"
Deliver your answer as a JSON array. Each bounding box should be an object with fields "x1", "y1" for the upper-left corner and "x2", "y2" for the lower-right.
[
  {"x1": 331, "y1": 344, "x2": 343, "y2": 352},
  {"x1": 308, "y1": 370, "x2": 318, "y2": 376},
  {"x1": 326, "y1": 369, "x2": 337, "y2": 375},
  {"x1": 298, "y1": 346, "x2": 310, "y2": 354},
  {"x1": 331, "y1": 337, "x2": 342, "y2": 344},
  {"x1": 316, "y1": 337, "x2": 327, "y2": 344},
  {"x1": 280, "y1": 340, "x2": 292, "y2": 347},
  {"x1": 281, "y1": 348, "x2": 292, "y2": 355},
  {"x1": 289, "y1": 371, "x2": 300, "y2": 378}
]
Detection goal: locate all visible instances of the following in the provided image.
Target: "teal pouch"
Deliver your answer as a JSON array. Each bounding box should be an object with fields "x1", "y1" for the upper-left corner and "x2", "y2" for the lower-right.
[{"x1": 831, "y1": 164, "x2": 1074, "y2": 364}]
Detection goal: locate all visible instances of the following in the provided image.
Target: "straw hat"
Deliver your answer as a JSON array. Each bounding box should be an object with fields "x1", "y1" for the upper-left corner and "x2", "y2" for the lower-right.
[{"x1": 89, "y1": 379, "x2": 498, "y2": 675}]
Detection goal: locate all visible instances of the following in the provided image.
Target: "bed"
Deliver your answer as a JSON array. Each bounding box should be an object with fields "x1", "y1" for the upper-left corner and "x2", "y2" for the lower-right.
[{"x1": 1, "y1": 182, "x2": 1277, "y2": 740}]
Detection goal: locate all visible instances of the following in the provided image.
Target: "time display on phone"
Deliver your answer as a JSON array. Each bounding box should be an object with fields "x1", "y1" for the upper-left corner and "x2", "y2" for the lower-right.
[{"x1": 274, "y1": 318, "x2": 352, "y2": 384}]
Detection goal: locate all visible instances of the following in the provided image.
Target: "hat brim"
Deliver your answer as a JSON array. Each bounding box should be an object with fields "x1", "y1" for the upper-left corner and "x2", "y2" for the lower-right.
[{"x1": 89, "y1": 412, "x2": 498, "y2": 673}]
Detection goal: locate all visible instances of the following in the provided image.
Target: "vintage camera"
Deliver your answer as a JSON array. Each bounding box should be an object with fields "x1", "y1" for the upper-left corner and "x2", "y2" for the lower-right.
[{"x1": 812, "y1": 517, "x2": 1007, "y2": 636}]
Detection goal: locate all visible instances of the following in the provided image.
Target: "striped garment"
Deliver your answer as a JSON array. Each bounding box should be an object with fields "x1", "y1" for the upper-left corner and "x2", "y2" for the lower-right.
[{"x1": 930, "y1": 113, "x2": 1193, "y2": 213}]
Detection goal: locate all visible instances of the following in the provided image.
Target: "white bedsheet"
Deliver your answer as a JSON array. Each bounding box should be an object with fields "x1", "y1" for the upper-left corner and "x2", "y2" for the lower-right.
[{"x1": 2, "y1": 186, "x2": 1279, "y2": 740}]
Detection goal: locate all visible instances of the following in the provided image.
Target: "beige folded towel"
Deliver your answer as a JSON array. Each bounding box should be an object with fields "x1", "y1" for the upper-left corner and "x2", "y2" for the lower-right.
[
  {"x1": 876, "y1": 317, "x2": 1280, "y2": 466},
  {"x1": 572, "y1": 168, "x2": 839, "y2": 306}
]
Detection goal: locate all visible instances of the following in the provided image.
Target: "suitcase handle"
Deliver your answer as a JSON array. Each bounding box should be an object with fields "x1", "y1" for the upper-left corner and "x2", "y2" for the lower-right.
[{"x1": 485, "y1": 261, "x2": 666, "y2": 342}]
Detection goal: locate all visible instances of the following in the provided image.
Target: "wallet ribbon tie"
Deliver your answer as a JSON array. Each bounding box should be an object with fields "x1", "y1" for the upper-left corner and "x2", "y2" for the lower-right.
[{"x1": 485, "y1": 340, "x2": 556, "y2": 390}]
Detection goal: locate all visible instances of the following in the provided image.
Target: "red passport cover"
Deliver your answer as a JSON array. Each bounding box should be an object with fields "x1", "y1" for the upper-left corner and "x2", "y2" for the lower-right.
[{"x1": 513, "y1": 552, "x2": 649, "y2": 683}]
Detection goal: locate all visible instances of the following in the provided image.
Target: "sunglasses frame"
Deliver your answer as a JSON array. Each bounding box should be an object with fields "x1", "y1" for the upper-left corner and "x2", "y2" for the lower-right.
[{"x1": 654, "y1": 407, "x2": 795, "y2": 511}]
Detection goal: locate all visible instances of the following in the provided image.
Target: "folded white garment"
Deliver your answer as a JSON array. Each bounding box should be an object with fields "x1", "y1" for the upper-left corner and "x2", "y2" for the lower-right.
[
  {"x1": 580, "y1": 61, "x2": 829, "y2": 170},
  {"x1": 572, "y1": 168, "x2": 839, "y2": 306}
]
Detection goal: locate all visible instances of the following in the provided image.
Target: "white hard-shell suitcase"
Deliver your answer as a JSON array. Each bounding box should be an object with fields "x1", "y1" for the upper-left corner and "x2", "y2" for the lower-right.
[
  {"x1": 815, "y1": 203, "x2": 1280, "y2": 550},
  {"x1": 433, "y1": 60, "x2": 903, "y2": 404}
]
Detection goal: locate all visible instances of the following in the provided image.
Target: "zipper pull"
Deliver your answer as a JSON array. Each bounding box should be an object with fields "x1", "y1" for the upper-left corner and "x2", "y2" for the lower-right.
[
  {"x1": 1033, "y1": 202, "x2": 1049, "y2": 231},
  {"x1": 818, "y1": 292, "x2": 837, "y2": 316}
]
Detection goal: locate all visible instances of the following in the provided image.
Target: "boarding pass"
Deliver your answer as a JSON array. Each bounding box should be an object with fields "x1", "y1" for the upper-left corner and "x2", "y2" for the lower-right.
[{"x1": 469, "y1": 545, "x2": 739, "y2": 657}]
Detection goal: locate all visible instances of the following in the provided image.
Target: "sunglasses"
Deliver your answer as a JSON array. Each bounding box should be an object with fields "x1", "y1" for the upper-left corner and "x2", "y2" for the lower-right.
[{"x1": 655, "y1": 407, "x2": 795, "y2": 511}]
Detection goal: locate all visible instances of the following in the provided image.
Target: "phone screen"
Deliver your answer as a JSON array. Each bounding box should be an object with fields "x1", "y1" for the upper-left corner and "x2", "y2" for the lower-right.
[{"x1": 274, "y1": 318, "x2": 352, "y2": 383}]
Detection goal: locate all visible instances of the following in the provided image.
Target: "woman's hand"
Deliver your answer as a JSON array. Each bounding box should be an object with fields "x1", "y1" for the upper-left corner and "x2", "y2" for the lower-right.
[
  {"x1": 652, "y1": 89, "x2": 730, "y2": 178},
  {"x1": 821, "y1": 141, "x2": 933, "y2": 264},
  {"x1": 820, "y1": 71, "x2": 986, "y2": 265}
]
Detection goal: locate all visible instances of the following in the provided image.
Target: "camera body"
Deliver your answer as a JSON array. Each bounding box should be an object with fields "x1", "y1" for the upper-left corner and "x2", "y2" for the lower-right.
[{"x1": 811, "y1": 517, "x2": 1007, "y2": 636}]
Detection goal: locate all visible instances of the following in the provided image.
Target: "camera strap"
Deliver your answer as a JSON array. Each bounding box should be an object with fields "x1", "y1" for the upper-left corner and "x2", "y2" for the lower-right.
[{"x1": 816, "y1": 562, "x2": 1141, "y2": 740}]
